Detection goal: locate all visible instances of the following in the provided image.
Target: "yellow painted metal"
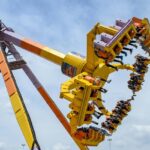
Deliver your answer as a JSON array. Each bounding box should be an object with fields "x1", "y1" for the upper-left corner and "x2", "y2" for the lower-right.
[
  {"x1": 0, "y1": 50, "x2": 39, "y2": 149},
  {"x1": 92, "y1": 63, "x2": 134, "y2": 116},
  {"x1": 104, "y1": 25, "x2": 136, "y2": 52},
  {"x1": 93, "y1": 63, "x2": 134, "y2": 78},
  {"x1": 10, "y1": 92, "x2": 35, "y2": 149},
  {"x1": 140, "y1": 18, "x2": 150, "y2": 48},
  {"x1": 40, "y1": 46, "x2": 65, "y2": 65},
  {"x1": 62, "y1": 52, "x2": 86, "y2": 76},
  {"x1": 142, "y1": 18, "x2": 150, "y2": 35},
  {"x1": 75, "y1": 129, "x2": 105, "y2": 146},
  {"x1": 60, "y1": 62, "x2": 134, "y2": 134},
  {"x1": 86, "y1": 23, "x2": 118, "y2": 72},
  {"x1": 60, "y1": 72, "x2": 101, "y2": 133},
  {"x1": 146, "y1": 60, "x2": 150, "y2": 64},
  {"x1": 144, "y1": 37, "x2": 150, "y2": 47},
  {"x1": 95, "y1": 94, "x2": 111, "y2": 116},
  {"x1": 85, "y1": 21, "x2": 136, "y2": 72},
  {"x1": 74, "y1": 79, "x2": 92, "y2": 126},
  {"x1": 114, "y1": 64, "x2": 135, "y2": 71}
]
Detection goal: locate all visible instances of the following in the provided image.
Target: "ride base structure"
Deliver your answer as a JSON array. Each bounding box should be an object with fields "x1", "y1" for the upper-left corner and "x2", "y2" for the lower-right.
[{"x1": 0, "y1": 17, "x2": 150, "y2": 150}]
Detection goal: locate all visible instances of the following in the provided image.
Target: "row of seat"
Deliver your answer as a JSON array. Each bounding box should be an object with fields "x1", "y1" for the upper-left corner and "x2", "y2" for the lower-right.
[
  {"x1": 133, "y1": 18, "x2": 150, "y2": 54},
  {"x1": 74, "y1": 126, "x2": 106, "y2": 146},
  {"x1": 128, "y1": 55, "x2": 149, "y2": 92},
  {"x1": 94, "y1": 19, "x2": 136, "y2": 68},
  {"x1": 101, "y1": 100, "x2": 131, "y2": 134}
]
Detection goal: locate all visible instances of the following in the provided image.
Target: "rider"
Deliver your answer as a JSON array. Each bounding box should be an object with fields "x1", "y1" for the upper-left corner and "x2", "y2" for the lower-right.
[{"x1": 101, "y1": 121, "x2": 115, "y2": 133}]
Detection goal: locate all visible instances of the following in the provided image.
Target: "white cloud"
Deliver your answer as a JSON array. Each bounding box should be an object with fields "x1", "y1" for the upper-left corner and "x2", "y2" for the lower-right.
[
  {"x1": 0, "y1": 142, "x2": 6, "y2": 150},
  {"x1": 52, "y1": 143, "x2": 71, "y2": 150},
  {"x1": 133, "y1": 124, "x2": 150, "y2": 133}
]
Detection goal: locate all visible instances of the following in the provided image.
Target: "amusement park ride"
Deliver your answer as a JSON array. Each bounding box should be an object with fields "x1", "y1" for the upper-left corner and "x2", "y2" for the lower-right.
[{"x1": 0, "y1": 17, "x2": 150, "y2": 150}]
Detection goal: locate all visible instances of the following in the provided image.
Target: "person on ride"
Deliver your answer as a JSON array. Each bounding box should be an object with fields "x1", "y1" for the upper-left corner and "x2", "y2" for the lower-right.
[
  {"x1": 116, "y1": 100, "x2": 131, "y2": 112},
  {"x1": 106, "y1": 115, "x2": 121, "y2": 126},
  {"x1": 112, "y1": 107, "x2": 127, "y2": 118},
  {"x1": 101, "y1": 121, "x2": 115, "y2": 133},
  {"x1": 133, "y1": 62, "x2": 148, "y2": 74},
  {"x1": 130, "y1": 73, "x2": 144, "y2": 83}
]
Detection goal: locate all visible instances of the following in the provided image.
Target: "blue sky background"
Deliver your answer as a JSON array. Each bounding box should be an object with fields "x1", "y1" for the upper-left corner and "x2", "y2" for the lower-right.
[{"x1": 0, "y1": 0, "x2": 150, "y2": 150}]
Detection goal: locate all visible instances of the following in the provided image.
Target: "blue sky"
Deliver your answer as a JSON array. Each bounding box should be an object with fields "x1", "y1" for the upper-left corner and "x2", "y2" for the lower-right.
[{"x1": 0, "y1": 0, "x2": 150, "y2": 150}]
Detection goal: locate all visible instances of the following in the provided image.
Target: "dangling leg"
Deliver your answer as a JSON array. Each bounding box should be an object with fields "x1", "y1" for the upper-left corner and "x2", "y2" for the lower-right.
[
  {"x1": 99, "y1": 88, "x2": 107, "y2": 93},
  {"x1": 114, "y1": 59, "x2": 124, "y2": 65},
  {"x1": 106, "y1": 63, "x2": 118, "y2": 71},
  {"x1": 116, "y1": 55, "x2": 123, "y2": 61},
  {"x1": 101, "y1": 78, "x2": 111, "y2": 83},
  {"x1": 130, "y1": 40, "x2": 136, "y2": 44},
  {"x1": 121, "y1": 51, "x2": 127, "y2": 56},
  {"x1": 129, "y1": 43, "x2": 138, "y2": 48},
  {"x1": 123, "y1": 47, "x2": 133, "y2": 54}
]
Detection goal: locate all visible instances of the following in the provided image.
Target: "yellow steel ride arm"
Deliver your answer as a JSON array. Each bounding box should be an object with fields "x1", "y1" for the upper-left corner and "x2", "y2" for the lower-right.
[
  {"x1": 0, "y1": 29, "x2": 65, "y2": 65},
  {"x1": 0, "y1": 50, "x2": 41, "y2": 150}
]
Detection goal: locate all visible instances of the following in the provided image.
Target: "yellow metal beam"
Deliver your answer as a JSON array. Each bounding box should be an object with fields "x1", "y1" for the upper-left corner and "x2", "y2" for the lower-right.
[
  {"x1": 1, "y1": 31, "x2": 65, "y2": 65},
  {"x1": 0, "y1": 50, "x2": 40, "y2": 149},
  {"x1": 86, "y1": 23, "x2": 118, "y2": 72}
]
